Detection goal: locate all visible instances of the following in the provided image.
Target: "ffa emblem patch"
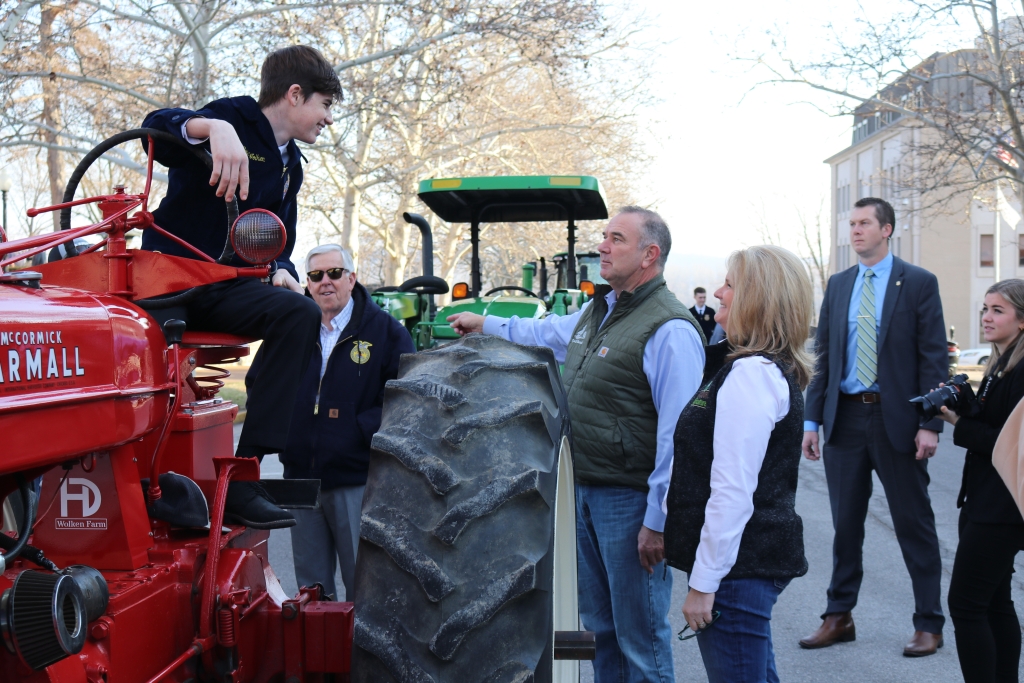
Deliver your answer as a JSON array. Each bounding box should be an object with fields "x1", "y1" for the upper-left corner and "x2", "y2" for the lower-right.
[
  {"x1": 350, "y1": 341, "x2": 372, "y2": 364},
  {"x1": 598, "y1": 346, "x2": 610, "y2": 357},
  {"x1": 703, "y1": 314, "x2": 710, "y2": 321}
]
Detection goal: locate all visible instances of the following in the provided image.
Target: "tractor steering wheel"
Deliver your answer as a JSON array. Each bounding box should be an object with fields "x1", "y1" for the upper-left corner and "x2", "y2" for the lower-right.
[
  {"x1": 398, "y1": 275, "x2": 449, "y2": 295},
  {"x1": 59, "y1": 128, "x2": 241, "y2": 309},
  {"x1": 484, "y1": 286, "x2": 538, "y2": 298}
]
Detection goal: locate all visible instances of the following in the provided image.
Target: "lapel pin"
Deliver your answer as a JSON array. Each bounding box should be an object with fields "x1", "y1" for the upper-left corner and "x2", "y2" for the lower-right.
[{"x1": 896, "y1": 281, "x2": 901, "y2": 286}]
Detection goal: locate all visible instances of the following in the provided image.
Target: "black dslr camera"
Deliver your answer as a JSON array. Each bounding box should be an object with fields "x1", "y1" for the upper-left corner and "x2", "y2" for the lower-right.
[{"x1": 909, "y1": 373, "x2": 978, "y2": 421}]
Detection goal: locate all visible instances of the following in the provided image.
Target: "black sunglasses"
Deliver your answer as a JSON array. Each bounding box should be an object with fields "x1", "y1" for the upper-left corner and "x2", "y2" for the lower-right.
[
  {"x1": 677, "y1": 611, "x2": 721, "y2": 641},
  {"x1": 307, "y1": 268, "x2": 348, "y2": 283}
]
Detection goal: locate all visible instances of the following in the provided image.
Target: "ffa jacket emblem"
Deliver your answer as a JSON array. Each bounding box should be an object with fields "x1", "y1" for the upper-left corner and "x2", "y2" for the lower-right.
[
  {"x1": 704, "y1": 313, "x2": 710, "y2": 321},
  {"x1": 350, "y1": 341, "x2": 372, "y2": 364}
]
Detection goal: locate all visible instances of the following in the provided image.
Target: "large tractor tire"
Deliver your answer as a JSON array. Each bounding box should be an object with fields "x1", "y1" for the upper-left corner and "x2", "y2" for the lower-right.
[{"x1": 351, "y1": 334, "x2": 577, "y2": 683}]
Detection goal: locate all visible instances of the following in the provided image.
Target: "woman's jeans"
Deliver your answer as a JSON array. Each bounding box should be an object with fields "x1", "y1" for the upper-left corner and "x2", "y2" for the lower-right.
[
  {"x1": 948, "y1": 513, "x2": 1024, "y2": 683},
  {"x1": 693, "y1": 575, "x2": 790, "y2": 683}
]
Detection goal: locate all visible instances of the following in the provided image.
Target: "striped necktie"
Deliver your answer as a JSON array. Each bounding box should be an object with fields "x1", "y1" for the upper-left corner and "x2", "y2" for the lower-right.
[{"x1": 856, "y1": 269, "x2": 878, "y2": 387}]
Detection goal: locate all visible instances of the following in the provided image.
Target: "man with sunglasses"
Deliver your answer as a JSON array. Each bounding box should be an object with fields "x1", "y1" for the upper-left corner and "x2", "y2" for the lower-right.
[{"x1": 275, "y1": 244, "x2": 413, "y2": 598}]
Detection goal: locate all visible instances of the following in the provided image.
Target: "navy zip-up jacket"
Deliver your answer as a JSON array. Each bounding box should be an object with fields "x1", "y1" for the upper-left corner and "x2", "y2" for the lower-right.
[
  {"x1": 279, "y1": 283, "x2": 414, "y2": 489},
  {"x1": 140, "y1": 96, "x2": 303, "y2": 279}
]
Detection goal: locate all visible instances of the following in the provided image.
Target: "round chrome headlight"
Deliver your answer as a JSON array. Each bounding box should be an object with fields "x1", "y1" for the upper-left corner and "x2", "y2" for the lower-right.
[{"x1": 229, "y1": 209, "x2": 286, "y2": 265}]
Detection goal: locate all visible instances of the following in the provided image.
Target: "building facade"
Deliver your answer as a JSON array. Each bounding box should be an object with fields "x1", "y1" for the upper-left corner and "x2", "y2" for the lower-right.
[{"x1": 825, "y1": 56, "x2": 1018, "y2": 348}]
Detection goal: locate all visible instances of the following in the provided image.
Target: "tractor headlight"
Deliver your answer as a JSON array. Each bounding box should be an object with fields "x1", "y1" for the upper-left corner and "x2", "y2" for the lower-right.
[{"x1": 230, "y1": 209, "x2": 286, "y2": 265}]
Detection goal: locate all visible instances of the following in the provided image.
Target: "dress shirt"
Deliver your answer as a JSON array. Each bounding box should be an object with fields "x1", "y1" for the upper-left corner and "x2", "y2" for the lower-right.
[
  {"x1": 482, "y1": 289, "x2": 705, "y2": 532},
  {"x1": 319, "y1": 297, "x2": 354, "y2": 378},
  {"x1": 684, "y1": 356, "x2": 790, "y2": 593},
  {"x1": 804, "y1": 251, "x2": 893, "y2": 433},
  {"x1": 695, "y1": 306, "x2": 705, "y2": 316}
]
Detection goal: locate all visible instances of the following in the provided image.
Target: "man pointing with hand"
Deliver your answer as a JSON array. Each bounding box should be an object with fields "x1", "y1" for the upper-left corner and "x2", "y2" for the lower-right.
[{"x1": 448, "y1": 206, "x2": 705, "y2": 683}]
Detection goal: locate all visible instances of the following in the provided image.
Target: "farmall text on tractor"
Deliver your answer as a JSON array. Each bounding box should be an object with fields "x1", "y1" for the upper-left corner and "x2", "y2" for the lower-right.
[{"x1": 0, "y1": 130, "x2": 592, "y2": 682}]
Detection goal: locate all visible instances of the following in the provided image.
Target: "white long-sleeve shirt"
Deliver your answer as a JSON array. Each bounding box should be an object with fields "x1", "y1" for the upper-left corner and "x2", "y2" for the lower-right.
[
  {"x1": 483, "y1": 290, "x2": 705, "y2": 531},
  {"x1": 670, "y1": 356, "x2": 791, "y2": 593}
]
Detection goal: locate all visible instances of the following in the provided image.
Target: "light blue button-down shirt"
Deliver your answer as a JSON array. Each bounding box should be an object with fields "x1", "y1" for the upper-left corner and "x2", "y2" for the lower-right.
[
  {"x1": 805, "y1": 252, "x2": 893, "y2": 432},
  {"x1": 482, "y1": 290, "x2": 705, "y2": 532}
]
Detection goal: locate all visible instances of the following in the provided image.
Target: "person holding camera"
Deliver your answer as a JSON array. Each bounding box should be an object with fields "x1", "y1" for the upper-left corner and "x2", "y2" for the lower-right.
[
  {"x1": 937, "y1": 279, "x2": 1024, "y2": 683},
  {"x1": 664, "y1": 245, "x2": 812, "y2": 682}
]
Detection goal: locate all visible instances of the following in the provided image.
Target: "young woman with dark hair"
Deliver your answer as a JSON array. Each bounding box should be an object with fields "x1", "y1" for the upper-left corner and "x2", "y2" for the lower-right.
[{"x1": 940, "y1": 278, "x2": 1024, "y2": 683}]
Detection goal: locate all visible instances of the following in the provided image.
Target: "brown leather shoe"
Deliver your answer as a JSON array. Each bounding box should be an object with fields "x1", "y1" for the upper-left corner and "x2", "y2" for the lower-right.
[
  {"x1": 799, "y1": 612, "x2": 856, "y2": 649},
  {"x1": 903, "y1": 631, "x2": 943, "y2": 657}
]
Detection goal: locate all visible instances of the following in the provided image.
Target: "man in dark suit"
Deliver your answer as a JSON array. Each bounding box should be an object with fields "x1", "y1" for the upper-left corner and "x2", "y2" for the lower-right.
[
  {"x1": 689, "y1": 286, "x2": 717, "y2": 340},
  {"x1": 800, "y1": 197, "x2": 947, "y2": 657}
]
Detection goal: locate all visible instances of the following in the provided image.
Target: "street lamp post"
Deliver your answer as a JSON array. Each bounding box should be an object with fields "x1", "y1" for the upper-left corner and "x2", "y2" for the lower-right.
[{"x1": 0, "y1": 170, "x2": 12, "y2": 240}]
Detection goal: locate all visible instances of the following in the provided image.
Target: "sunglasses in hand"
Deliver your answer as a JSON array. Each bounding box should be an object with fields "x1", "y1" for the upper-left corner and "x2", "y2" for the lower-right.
[
  {"x1": 677, "y1": 611, "x2": 721, "y2": 641},
  {"x1": 306, "y1": 268, "x2": 349, "y2": 283}
]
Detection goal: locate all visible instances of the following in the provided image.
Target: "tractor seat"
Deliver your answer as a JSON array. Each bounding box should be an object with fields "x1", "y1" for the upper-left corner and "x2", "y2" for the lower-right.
[
  {"x1": 181, "y1": 331, "x2": 256, "y2": 348},
  {"x1": 180, "y1": 331, "x2": 255, "y2": 365}
]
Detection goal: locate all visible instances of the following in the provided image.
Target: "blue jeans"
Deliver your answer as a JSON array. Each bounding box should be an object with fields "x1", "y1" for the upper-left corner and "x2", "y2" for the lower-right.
[
  {"x1": 695, "y1": 576, "x2": 790, "y2": 683},
  {"x1": 576, "y1": 484, "x2": 674, "y2": 683}
]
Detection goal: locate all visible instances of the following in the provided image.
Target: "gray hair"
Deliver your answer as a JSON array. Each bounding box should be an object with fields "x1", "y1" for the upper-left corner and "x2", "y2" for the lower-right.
[
  {"x1": 305, "y1": 243, "x2": 355, "y2": 274},
  {"x1": 618, "y1": 206, "x2": 670, "y2": 268}
]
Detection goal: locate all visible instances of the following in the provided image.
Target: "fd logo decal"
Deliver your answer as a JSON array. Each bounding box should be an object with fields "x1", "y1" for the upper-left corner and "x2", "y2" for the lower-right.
[
  {"x1": 350, "y1": 341, "x2": 372, "y2": 364},
  {"x1": 57, "y1": 477, "x2": 107, "y2": 530}
]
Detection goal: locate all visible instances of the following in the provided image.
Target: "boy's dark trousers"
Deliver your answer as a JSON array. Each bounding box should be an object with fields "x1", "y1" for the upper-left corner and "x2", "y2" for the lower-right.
[{"x1": 151, "y1": 276, "x2": 321, "y2": 454}]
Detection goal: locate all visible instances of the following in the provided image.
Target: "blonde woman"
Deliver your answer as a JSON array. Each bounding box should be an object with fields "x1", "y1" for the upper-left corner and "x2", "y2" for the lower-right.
[{"x1": 664, "y1": 245, "x2": 813, "y2": 682}]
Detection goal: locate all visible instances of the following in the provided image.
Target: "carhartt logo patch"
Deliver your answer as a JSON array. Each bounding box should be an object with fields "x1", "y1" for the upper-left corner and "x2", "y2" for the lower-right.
[
  {"x1": 598, "y1": 346, "x2": 609, "y2": 357},
  {"x1": 329, "y1": 408, "x2": 339, "y2": 418}
]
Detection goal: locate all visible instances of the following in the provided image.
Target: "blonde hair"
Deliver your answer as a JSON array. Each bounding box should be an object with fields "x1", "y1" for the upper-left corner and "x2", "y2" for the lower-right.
[
  {"x1": 983, "y1": 279, "x2": 1024, "y2": 377},
  {"x1": 725, "y1": 245, "x2": 816, "y2": 389}
]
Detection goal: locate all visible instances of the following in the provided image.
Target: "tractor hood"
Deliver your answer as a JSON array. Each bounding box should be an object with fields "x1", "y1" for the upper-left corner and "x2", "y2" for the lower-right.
[
  {"x1": 0, "y1": 281, "x2": 171, "y2": 473},
  {"x1": 431, "y1": 296, "x2": 548, "y2": 341}
]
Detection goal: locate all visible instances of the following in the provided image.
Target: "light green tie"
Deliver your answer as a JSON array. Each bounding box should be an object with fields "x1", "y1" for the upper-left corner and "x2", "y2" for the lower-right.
[{"x1": 856, "y1": 269, "x2": 878, "y2": 387}]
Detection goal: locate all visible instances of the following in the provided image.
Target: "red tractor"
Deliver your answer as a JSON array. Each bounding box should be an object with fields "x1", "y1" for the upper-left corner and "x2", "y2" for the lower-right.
[{"x1": 0, "y1": 131, "x2": 588, "y2": 682}]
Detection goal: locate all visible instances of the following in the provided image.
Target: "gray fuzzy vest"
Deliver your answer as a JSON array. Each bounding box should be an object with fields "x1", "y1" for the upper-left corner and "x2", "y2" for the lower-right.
[{"x1": 665, "y1": 355, "x2": 808, "y2": 580}]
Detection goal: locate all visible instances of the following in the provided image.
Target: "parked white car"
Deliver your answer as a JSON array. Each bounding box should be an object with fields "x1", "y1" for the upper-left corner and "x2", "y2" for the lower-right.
[{"x1": 958, "y1": 347, "x2": 993, "y2": 367}]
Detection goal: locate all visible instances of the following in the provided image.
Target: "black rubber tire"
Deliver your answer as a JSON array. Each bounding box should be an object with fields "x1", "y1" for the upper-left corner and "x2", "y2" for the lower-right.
[{"x1": 351, "y1": 333, "x2": 569, "y2": 683}]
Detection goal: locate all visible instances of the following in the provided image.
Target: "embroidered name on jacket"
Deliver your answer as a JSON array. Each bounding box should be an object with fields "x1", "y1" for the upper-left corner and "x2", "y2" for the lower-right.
[
  {"x1": 690, "y1": 380, "x2": 713, "y2": 409},
  {"x1": 571, "y1": 328, "x2": 587, "y2": 345}
]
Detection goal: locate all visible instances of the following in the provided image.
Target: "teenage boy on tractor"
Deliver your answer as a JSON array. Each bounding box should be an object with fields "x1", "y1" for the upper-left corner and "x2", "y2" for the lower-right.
[{"x1": 140, "y1": 46, "x2": 342, "y2": 529}]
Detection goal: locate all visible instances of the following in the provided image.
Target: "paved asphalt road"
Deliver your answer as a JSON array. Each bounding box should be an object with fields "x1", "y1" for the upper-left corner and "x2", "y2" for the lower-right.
[{"x1": 238, "y1": 424, "x2": 1022, "y2": 682}]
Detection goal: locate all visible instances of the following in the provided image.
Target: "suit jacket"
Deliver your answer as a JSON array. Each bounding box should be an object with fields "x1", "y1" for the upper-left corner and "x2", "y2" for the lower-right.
[
  {"x1": 805, "y1": 256, "x2": 947, "y2": 452},
  {"x1": 689, "y1": 305, "x2": 717, "y2": 340}
]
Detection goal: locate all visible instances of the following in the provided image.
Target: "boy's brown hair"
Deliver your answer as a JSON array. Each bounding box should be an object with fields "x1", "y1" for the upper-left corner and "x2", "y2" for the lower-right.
[{"x1": 258, "y1": 46, "x2": 342, "y2": 107}]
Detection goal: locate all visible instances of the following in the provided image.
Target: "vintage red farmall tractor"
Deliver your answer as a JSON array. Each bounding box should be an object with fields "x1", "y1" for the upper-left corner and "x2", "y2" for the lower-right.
[
  {"x1": 0, "y1": 130, "x2": 589, "y2": 683},
  {"x1": 0, "y1": 129, "x2": 353, "y2": 682}
]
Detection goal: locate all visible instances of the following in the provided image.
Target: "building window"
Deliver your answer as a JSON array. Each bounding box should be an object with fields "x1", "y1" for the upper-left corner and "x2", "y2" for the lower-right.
[{"x1": 981, "y1": 234, "x2": 994, "y2": 267}]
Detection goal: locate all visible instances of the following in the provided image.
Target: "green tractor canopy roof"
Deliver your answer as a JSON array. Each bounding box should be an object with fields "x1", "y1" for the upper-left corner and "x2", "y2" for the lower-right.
[{"x1": 417, "y1": 175, "x2": 608, "y2": 223}]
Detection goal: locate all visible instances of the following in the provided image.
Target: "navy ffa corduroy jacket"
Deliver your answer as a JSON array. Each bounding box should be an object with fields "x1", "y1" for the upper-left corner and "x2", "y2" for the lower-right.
[
  {"x1": 280, "y1": 283, "x2": 415, "y2": 489},
  {"x1": 140, "y1": 96, "x2": 304, "y2": 279}
]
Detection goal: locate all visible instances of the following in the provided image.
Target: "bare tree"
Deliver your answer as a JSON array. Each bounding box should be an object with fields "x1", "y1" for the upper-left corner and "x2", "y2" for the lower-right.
[{"x1": 749, "y1": 1, "x2": 1024, "y2": 214}]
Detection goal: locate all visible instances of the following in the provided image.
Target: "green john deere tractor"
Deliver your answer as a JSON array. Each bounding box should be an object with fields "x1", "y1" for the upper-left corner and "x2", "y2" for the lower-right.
[{"x1": 372, "y1": 175, "x2": 609, "y2": 350}]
